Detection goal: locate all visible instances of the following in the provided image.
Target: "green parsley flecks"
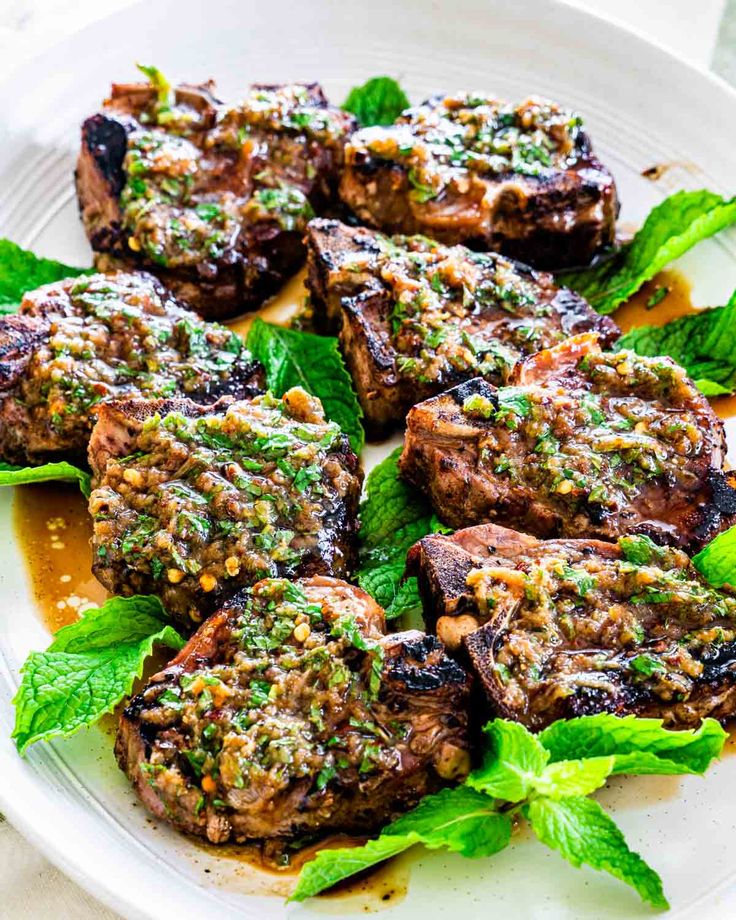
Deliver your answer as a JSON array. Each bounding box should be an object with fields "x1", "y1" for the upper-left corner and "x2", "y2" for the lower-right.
[
  {"x1": 90, "y1": 389, "x2": 357, "y2": 624},
  {"x1": 466, "y1": 533, "x2": 736, "y2": 724},
  {"x1": 350, "y1": 93, "x2": 584, "y2": 204},
  {"x1": 327, "y1": 229, "x2": 568, "y2": 388},
  {"x1": 461, "y1": 350, "x2": 708, "y2": 515},
  {"x1": 131, "y1": 579, "x2": 415, "y2": 824},
  {"x1": 13, "y1": 271, "x2": 253, "y2": 454},
  {"x1": 116, "y1": 80, "x2": 350, "y2": 269}
]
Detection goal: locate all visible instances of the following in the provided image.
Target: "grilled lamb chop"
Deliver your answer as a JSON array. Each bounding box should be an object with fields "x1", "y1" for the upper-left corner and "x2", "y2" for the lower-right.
[
  {"x1": 400, "y1": 334, "x2": 736, "y2": 552},
  {"x1": 409, "y1": 523, "x2": 736, "y2": 730},
  {"x1": 88, "y1": 389, "x2": 362, "y2": 627},
  {"x1": 339, "y1": 93, "x2": 618, "y2": 270},
  {"x1": 116, "y1": 576, "x2": 471, "y2": 842},
  {"x1": 0, "y1": 271, "x2": 263, "y2": 466},
  {"x1": 306, "y1": 218, "x2": 618, "y2": 432},
  {"x1": 77, "y1": 79, "x2": 355, "y2": 320}
]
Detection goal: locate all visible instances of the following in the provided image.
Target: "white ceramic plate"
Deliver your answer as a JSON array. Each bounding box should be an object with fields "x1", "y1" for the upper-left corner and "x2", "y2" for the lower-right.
[{"x1": 1, "y1": 1, "x2": 736, "y2": 917}]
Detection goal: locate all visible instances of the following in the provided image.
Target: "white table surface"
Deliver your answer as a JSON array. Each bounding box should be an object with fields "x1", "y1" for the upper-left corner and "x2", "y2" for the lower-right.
[{"x1": 0, "y1": 0, "x2": 734, "y2": 916}]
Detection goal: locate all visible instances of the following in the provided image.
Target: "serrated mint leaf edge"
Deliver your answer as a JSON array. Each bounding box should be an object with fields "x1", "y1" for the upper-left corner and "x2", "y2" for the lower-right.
[
  {"x1": 562, "y1": 190, "x2": 736, "y2": 314},
  {"x1": 539, "y1": 714, "x2": 727, "y2": 776},
  {"x1": 246, "y1": 318, "x2": 364, "y2": 453},
  {"x1": 12, "y1": 596, "x2": 184, "y2": 753},
  {"x1": 525, "y1": 795, "x2": 668, "y2": 909}
]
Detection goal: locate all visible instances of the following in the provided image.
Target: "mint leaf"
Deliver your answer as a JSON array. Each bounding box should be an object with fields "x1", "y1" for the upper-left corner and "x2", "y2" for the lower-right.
[
  {"x1": 539, "y1": 714, "x2": 726, "y2": 776},
  {"x1": 562, "y1": 190, "x2": 736, "y2": 314},
  {"x1": 291, "y1": 786, "x2": 511, "y2": 901},
  {"x1": 342, "y1": 76, "x2": 409, "y2": 127},
  {"x1": 246, "y1": 318, "x2": 364, "y2": 453},
  {"x1": 0, "y1": 461, "x2": 91, "y2": 497},
  {"x1": 534, "y1": 757, "x2": 615, "y2": 799},
  {"x1": 0, "y1": 239, "x2": 90, "y2": 311},
  {"x1": 525, "y1": 796, "x2": 668, "y2": 909},
  {"x1": 692, "y1": 525, "x2": 736, "y2": 589},
  {"x1": 355, "y1": 447, "x2": 439, "y2": 616},
  {"x1": 384, "y1": 576, "x2": 423, "y2": 619},
  {"x1": 12, "y1": 595, "x2": 184, "y2": 753},
  {"x1": 357, "y1": 448, "x2": 431, "y2": 548},
  {"x1": 630, "y1": 654, "x2": 665, "y2": 677},
  {"x1": 292, "y1": 835, "x2": 413, "y2": 901},
  {"x1": 468, "y1": 719, "x2": 549, "y2": 801},
  {"x1": 694, "y1": 378, "x2": 732, "y2": 396},
  {"x1": 356, "y1": 556, "x2": 409, "y2": 618},
  {"x1": 385, "y1": 786, "x2": 512, "y2": 857},
  {"x1": 470, "y1": 721, "x2": 615, "y2": 801},
  {"x1": 618, "y1": 290, "x2": 736, "y2": 395}
]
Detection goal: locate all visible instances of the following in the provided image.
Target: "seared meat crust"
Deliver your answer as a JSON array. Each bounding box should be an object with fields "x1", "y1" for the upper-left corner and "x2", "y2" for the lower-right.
[
  {"x1": 88, "y1": 389, "x2": 362, "y2": 626},
  {"x1": 409, "y1": 523, "x2": 736, "y2": 730},
  {"x1": 77, "y1": 80, "x2": 355, "y2": 320},
  {"x1": 305, "y1": 219, "x2": 618, "y2": 432},
  {"x1": 339, "y1": 93, "x2": 618, "y2": 269},
  {"x1": 399, "y1": 334, "x2": 736, "y2": 552},
  {"x1": 116, "y1": 576, "x2": 471, "y2": 842},
  {"x1": 0, "y1": 271, "x2": 263, "y2": 466}
]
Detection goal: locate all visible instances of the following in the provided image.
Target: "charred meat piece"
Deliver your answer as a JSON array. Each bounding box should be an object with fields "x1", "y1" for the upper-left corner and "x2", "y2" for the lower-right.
[
  {"x1": 116, "y1": 576, "x2": 471, "y2": 842},
  {"x1": 339, "y1": 93, "x2": 618, "y2": 269},
  {"x1": 77, "y1": 80, "x2": 355, "y2": 320},
  {"x1": 306, "y1": 218, "x2": 618, "y2": 432},
  {"x1": 409, "y1": 523, "x2": 736, "y2": 730},
  {"x1": 88, "y1": 389, "x2": 362, "y2": 627},
  {"x1": 400, "y1": 334, "x2": 736, "y2": 552},
  {"x1": 0, "y1": 271, "x2": 263, "y2": 466}
]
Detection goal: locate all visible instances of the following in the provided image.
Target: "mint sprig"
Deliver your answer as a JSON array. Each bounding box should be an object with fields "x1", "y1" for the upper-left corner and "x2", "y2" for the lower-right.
[
  {"x1": 292, "y1": 715, "x2": 726, "y2": 906},
  {"x1": 13, "y1": 595, "x2": 185, "y2": 753},
  {"x1": 466, "y1": 719, "x2": 548, "y2": 800},
  {"x1": 246, "y1": 318, "x2": 364, "y2": 453},
  {"x1": 562, "y1": 190, "x2": 736, "y2": 314},
  {"x1": 342, "y1": 76, "x2": 409, "y2": 127}
]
